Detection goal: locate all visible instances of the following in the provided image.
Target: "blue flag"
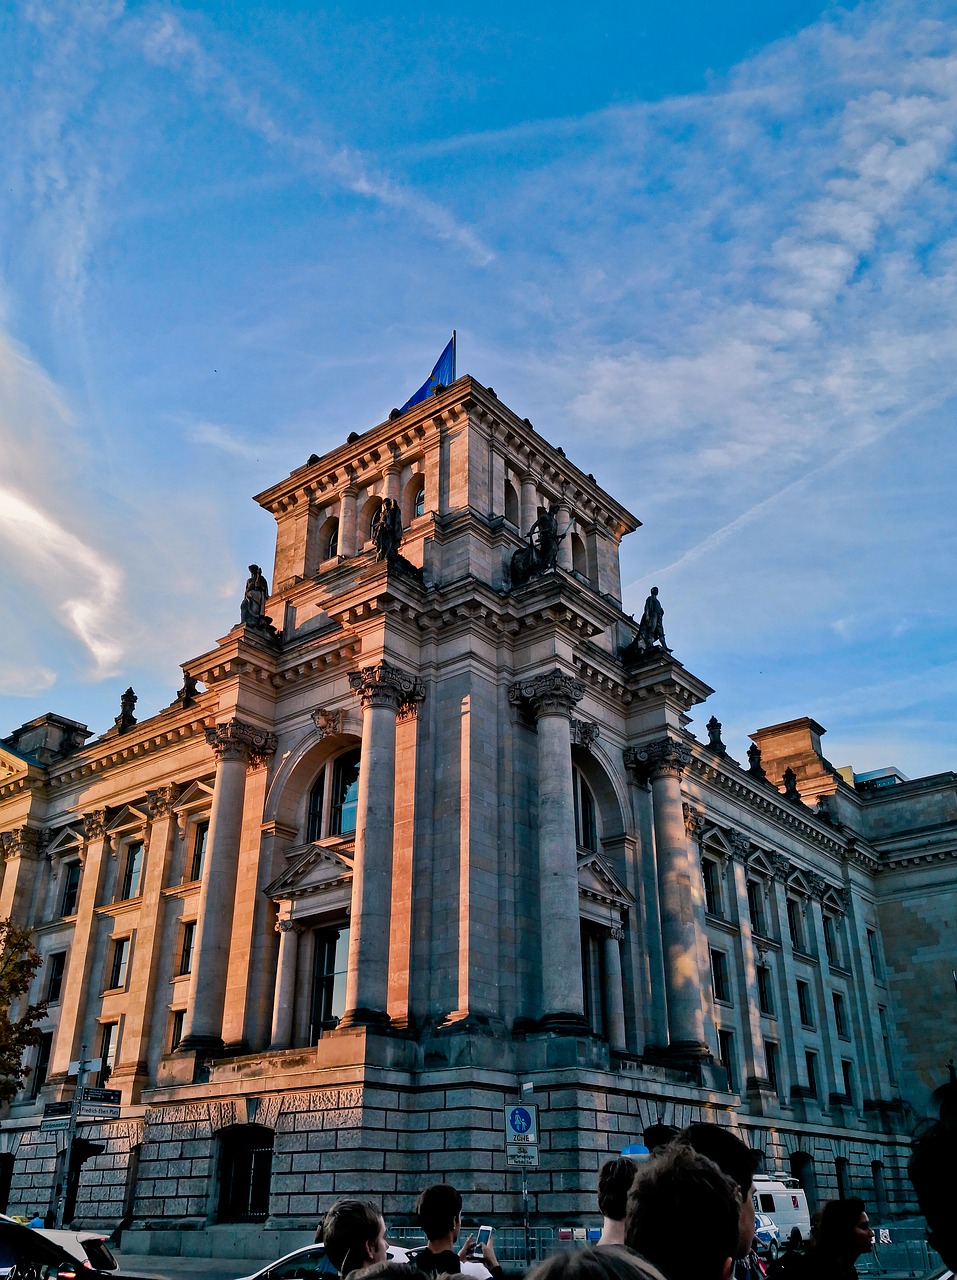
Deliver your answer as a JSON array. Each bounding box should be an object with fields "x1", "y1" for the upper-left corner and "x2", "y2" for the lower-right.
[{"x1": 400, "y1": 334, "x2": 456, "y2": 412}]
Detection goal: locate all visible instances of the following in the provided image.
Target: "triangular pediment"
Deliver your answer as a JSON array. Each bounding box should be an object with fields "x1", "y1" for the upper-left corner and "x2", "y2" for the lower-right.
[
  {"x1": 577, "y1": 851, "x2": 634, "y2": 910},
  {"x1": 787, "y1": 868, "x2": 812, "y2": 896},
  {"x1": 46, "y1": 824, "x2": 85, "y2": 856},
  {"x1": 700, "y1": 825, "x2": 733, "y2": 856},
  {"x1": 747, "y1": 850, "x2": 775, "y2": 879},
  {"x1": 173, "y1": 780, "x2": 215, "y2": 812},
  {"x1": 106, "y1": 804, "x2": 150, "y2": 834},
  {"x1": 0, "y1": 744, "x2": 40, "y2": 785},
  {"x1": 265, "y1": 842, "x2": 354, "y2": 900}
]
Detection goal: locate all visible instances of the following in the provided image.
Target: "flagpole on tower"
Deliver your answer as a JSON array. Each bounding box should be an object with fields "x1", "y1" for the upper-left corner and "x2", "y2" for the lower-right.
[{"x1": 452, "y1": 330, "x2": 457, "y2": 381}]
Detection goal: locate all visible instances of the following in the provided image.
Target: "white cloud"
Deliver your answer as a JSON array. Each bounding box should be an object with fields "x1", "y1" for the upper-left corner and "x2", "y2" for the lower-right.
[
  {"x1": 0, "y1": 663, "x2": 56, "y2": 698},
  {"x1": 186, "y1": 420, "x2": 262, "y2": 461}
]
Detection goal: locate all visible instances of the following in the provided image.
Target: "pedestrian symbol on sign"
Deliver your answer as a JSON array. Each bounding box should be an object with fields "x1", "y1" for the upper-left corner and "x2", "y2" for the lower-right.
[{"x1": 511, "y1": 1107, "x2": 532, "y2": 1133}]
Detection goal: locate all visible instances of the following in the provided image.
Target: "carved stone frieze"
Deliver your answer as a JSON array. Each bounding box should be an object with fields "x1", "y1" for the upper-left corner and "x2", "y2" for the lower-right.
[
  {"x1": 509, "y1": 669, "x2": 584, "y2": 718},
  {"x1": 805, "y1": 870, "x2": 828, "y2": 901},
  {"x1": 729, "y1": 831, "x2": 752, "y2": 863},
  {"x1": 571, "y1": 718, "x2": 600, "y2": 749},
  {"x1": 768, "y1": 851, "x2": 791, "y2": 882},
  {"x1": 348, "y1": 663, "x2": 426, "y2": 714},
  {"x1": 312, "y1": 707, "x2": 344, "y2": 739},
  {"x1": 205, "y1": 720, "x2": 278, "y2": 766},
  {"x1": 82, "y1": 810, "x2": 107, "y2": 841},
  {"x1": 0, "y1": 827, "x2": 44, "y2": 861},
  {"x1": 624, "y1": 736, "x2": 691, "y2": 781},
  {"x1": 146, "y1": 784, "x2": 180, "y2": 819},
  {"x1": 683, "y1": 802, "x2": 705, "y2": 839}
]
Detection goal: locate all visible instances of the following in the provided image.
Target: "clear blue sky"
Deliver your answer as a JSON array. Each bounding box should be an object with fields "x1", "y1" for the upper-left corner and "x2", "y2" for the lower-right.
[{"x1": 2, "y1": 0, "x2": 956, "y2": 778}]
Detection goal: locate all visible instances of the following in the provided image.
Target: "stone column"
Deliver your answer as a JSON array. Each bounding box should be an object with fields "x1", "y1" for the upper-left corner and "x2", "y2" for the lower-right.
[
  {"x1": 510, "y1": 669, "x2": 587, "y2": 1030},
  {"x1": 338, "y1": 481, "x2": 358, "y2": 558},
  {"x1": 727, "y1": 836, "x2": 772, "y2": 1097},
  {"x1": 383, "y1": 460, "x2": 401, "y2": 504},
  {"x1": 556, "y1": 497, "x2": 573, "y2": 571},
  {"x1": 628, "y1": 738, "x2": 710, "y2": 1057},
  {"x1": 604, "y1": 927, "x2": 628, "y2": 1051},
  {"x1": 339, "y1": 662, "x2": 425, "y2": 1028},
  {"x1": 269, "y1": 917, "x2": 302, "y2": 1050},
  {"x1": 179, "y1": 720, "x2": 277, "y2": 1052},
  {"x1": 520, "y1": 472, "x2": 538, "y2": 533}
]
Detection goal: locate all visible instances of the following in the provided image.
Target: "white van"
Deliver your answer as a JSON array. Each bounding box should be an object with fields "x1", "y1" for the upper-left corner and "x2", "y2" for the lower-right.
[{"x1": 752, "y1": 1176, "x2": 811, "y2": 1242}]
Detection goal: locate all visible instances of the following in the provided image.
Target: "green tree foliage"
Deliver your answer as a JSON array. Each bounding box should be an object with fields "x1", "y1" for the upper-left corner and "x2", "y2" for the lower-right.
[{"x1": 0, "y1": 920, "x2": 46, "y2": 1103}]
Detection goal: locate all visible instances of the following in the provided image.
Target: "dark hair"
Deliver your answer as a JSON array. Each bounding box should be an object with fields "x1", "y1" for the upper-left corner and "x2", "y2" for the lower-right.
[
  {"x1": 814, "y1": 1198, "x2": 867, "y2": 1250},
  {"x1": 415, "y1": 1183, "x2": 463, "y2": 1241},
  {"x1": 322, "y1": 1199, "x2": 384, "y2": 1275},
  {"x1": 526, "y1": 1245, "x2": 668, "y2": 1280},
  {"x1": 625, "y1": 1144, "x2": 740, "y2": 1280},
  {"x1": 675, "y1": 1124, "x2": 760, "y2": 1197},
  {"x1": 598, "y1": 1158, "x2": 639, "y2": 1221}
]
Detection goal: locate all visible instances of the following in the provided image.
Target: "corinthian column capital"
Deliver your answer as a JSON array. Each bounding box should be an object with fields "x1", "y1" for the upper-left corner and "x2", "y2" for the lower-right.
[
  {"x1": 205, "y1": 719, "x2": 278, "y2": 765},
  {"x1": 348, "y1": 662, "x2": 426, "y2": 713},
  {"x1": 0, "y1": 827, "x2": 43, "y2": 862},
  {"x1": 509, "y1": 668, "x2": 585, "y2": 718},
  {"x1": 624, "y1": 736, "x2": 691, "y2": 781}
]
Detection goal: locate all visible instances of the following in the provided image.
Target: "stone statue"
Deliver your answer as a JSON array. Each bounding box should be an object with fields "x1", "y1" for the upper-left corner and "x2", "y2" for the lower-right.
[
  {"x1": 620, "y1": 585, "x2": 672, "y2": 665},
  {"x1": 510, "y1": 502, "x2": 566, "y2": 587},
  {"x1": 706, "y1": 716, "x2": 727, "y2": 755},
  {"x1": 115, "y1": 687, "x2": 137, "y2": 733},
  {"x1": 176, "y1": 674, "x2": 199, "y2": 708},
  {"x1": 371, "y1": 497, "x2": 403, "y2": 561},
  {"x1": 747, "y1": 743, "x2": 767, "y2": 781},
  {"x1": 241, "y1": 565, "x2": 269, "y2": 625}
]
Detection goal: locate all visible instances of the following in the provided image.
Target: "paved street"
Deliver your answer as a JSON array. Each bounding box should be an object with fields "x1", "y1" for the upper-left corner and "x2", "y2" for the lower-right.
[{"x1": 114, "y1": 1253, "x2": 274, "y2": 1280}]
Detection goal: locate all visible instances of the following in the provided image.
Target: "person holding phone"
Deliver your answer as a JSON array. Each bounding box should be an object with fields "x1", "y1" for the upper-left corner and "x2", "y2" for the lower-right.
[{"x1": 410, "y1": 1183, "x2": 504, "y2": 1279}]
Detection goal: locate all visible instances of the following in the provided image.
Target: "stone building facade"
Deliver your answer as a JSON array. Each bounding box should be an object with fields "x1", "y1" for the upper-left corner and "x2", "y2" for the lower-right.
[{"x1": 0, "y1": 376, "x2": 954, "y2": 1252}]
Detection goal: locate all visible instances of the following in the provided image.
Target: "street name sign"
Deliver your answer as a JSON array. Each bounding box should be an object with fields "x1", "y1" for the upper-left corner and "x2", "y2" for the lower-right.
[
  {"x1": 506, "y1": 1143, "x2": 540, "y2": 1168},
  {"x1": 39, "y1": 1117, "x2": 71, "y2": 1132},
  {"x1": 78, "y1": 1103, "x2": 121, "y2": 1119},
  {"x1": 82, "y1": 1087, "x2": 121, "y2": 1105}
]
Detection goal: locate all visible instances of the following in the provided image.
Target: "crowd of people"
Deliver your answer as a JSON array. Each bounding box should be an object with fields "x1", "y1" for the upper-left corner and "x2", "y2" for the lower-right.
[{"x1": 316, "y1": 1117, "x2": 955, "y2": 1280}]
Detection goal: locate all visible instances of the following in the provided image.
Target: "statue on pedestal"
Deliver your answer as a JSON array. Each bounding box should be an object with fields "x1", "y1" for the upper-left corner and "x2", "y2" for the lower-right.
[
  {"x1": 371, "y1": 498, "x2": 403, "y2": 562},
  {"x1": 240, "y1": 565, "x2": 279, "y2": 638},
  {"x1": 620, "y1": 586, "x2": 673, "y2": 665},
  {"x1": 510, "y1": 503, "x2": 566, "y2": 587}
]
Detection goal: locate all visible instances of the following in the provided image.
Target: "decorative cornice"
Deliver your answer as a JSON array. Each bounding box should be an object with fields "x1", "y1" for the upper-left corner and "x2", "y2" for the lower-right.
[
  {"x1": 624, "y1": 736, "x2": 692, "y2": 781},
  {"x1": 571, "y1": 718, "x2": 600, "y2": 749},
  {"x1": 0, "y1": 827, "x2": 43, "y2": 862},
  {"x1": 44, "y1": 712, "x2": 217, "y2": 790},
  {"x1": 348, "y1": 662, "x2": 426, "y2": 713},
  {"x1": 509, "y1": 668, "x2": 585, "y2": 718},
  {"x1": 205, "y1": 720, "x2": 278, "y2": 766}
]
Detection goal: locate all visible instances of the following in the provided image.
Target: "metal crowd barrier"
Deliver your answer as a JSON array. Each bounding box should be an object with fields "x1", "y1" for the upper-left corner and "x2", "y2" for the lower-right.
[{"x1": 387, "y1": 1226, "x2": 603, "y2": 1266}]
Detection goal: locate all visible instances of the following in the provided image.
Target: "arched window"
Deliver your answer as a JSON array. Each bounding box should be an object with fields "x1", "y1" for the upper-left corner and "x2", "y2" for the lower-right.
[
  {"x1": 413, "y1": 484, "x2": 425, "y2": 519},
  {"x1": 573, "y1": 767, "x2": 598, "y2": 852},
  {"x1": 216, "y1": 1125, "x2": 274, "y2": 1222},
  {"x1": 325, "y1": 519, "x2": 339, "y2": 560},
  {"x1": 571, "y1": 531, "x2": 588, "y2": 577},
  {"x1": 307, "y1": 749, "x2": 361, "y2": 841}
]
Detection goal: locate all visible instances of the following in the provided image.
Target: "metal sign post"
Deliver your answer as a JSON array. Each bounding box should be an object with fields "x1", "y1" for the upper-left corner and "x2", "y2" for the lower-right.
[
  {"x1": 53, "y1": 1046, "x2": 102, "y2": 1228},
  {"x1": 504, "y1": 1089, "x2": 539, "y2": 1267}
]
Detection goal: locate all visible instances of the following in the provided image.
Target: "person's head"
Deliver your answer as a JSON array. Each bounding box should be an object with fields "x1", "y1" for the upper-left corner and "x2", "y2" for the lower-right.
[
  {"x1": 322, "y1": 1199, "x2": 388, "y2": 1276},
  {"x1": 415, "y1": 1183, "x2": 463, "y2": 1242},
  {"x1": 598, "y1": 1158, "x2": 639, "y2": 1223},
  {"x1": 625, "y1": 1143, "x2": 741, "y2": 1280},
  {"x1": 910, "y1": 1121, "x2": 957, "y2": 1268},
  {"x1": 526, "y1": 1245, "x2": 669, "y2": 1280},
  {"x1": 676, "y1": 1123, "x2": 760, "y2": 1257},
  {"x1": 814, "y1": 1198, "x2": 873, "y2": 1260}
]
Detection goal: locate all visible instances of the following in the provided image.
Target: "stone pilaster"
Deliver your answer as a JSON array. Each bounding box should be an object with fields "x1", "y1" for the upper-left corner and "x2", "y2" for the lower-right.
[
  {"x1": 510, "y1": 669, "x2": 587, "y2": 1031},
  {"x1": 338, "y1": 480, "x2": 358, "y2": 558},
  {"x1": 604, "y1": 927, "x2": 628, "y2": 1051},
  {"x1": 627, "y1": 737, "x2": 711, "y2": 1058},
  {"x1": 339, "y1": 662, "x2": 425, "y2": 1028},
  {"x1": 0, "y1": 826, "x2": 44, "y2": 923},
  {"x1": 269, "y1": 917, "x2": 302, "y2": 1050},
  {"x1": 520, "y1": 472, "x2": 538, "y2": 533},
  {"x1": 179, "y1": 720, "x2": 276, "y2": 1052}
]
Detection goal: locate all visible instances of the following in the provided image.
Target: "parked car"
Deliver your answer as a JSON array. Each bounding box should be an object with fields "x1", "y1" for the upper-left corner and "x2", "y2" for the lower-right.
[
  {"x1": 753, "y1": 1213, "x2": 781, "y2": 1261},
  {"x1": 0, "y1": 1219, "x2": 160, "y2": 1280},
  {"x1": 235, "y1": 1242, "x2": 413, "y2": 1280}
]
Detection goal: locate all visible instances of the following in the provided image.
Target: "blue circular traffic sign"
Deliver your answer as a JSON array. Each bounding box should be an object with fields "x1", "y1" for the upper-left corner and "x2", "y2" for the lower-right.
[{"x1": 510, "y1": 1106, "x2": 532, "y2": 1133}]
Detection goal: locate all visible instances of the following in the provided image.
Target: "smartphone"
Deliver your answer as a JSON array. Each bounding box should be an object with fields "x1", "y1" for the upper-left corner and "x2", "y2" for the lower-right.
[{"x1": 472, "y1": 1226, "x2": 492, "y2": 1257}]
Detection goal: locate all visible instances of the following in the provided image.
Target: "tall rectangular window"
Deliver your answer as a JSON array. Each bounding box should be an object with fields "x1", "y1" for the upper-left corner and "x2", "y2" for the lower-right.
[
  {"x1": 98, "y1": 1022, "x2": 119, "y2": 1087},
  {"x1": 841, "y1": 1058, "x2": 855, "y2": 1103},
  {"x1": 833, "y1": 992, "x2": 848, "y2": 1038},
  {"x1": 179, "y1": 922, "x2": 195, "y2": 976},
  {"x1": 867, "y1": 929, "x2": 883, "y2": 980},
  {"x1": 190, "y1": 820, "x2": 209, "y2": 881},
  {"x1": 702, "y1": 860, "x2": 722, "y2": 917},
  {"x1": 46, "y1": 952, "x2": 66, "y2": 1003},
  {"x1": 765, "y1": 1040, "x2": 780, "y2": 1096},
  {"x1": 120, "y1": 842, "x2": 144, "y2": 899},
  {"x1": 711, "y1": 949, "x2": 731, "y2": 1004},
  {"x1": 169, "y1": 1009, "x2": 185, "y2": 1052},
  {"x1": 718, "y1": 1029, "x2": 737, "y2": 1090},
  {"x1": 60, "y1": 862, "x2": 81, "y2": 917},
  {"x1": 108, "y1": 937, "x2": 130, "y2": 990},
  {"x1": 30, "y1": 1032, "x2": 53, "y2": 1099},
  {"x1": 747, "y1": 880, "x2": 766, "y2": 936},
  {"x1": 797, "y1": 979, "x2": 814, "y2": 1027},
  {"x1": 823, "y1": 914, "x2": 839, "y2": 965},
  {"x1": 787, "y1": 898, "x2": 806, "y2": 952},
  {"x1": 805, "y1": 1050, "x2": 818, "y2": 1098},
  {"x1": 757, "y1": 965, "x2": 774, "y2": 1016},
  {"x1": 309, "y1": 926, "x2": 351, "y2": 1039},
  {"x1": 879, "y1": 1006, "x2": 895, "y2": 1081}
]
